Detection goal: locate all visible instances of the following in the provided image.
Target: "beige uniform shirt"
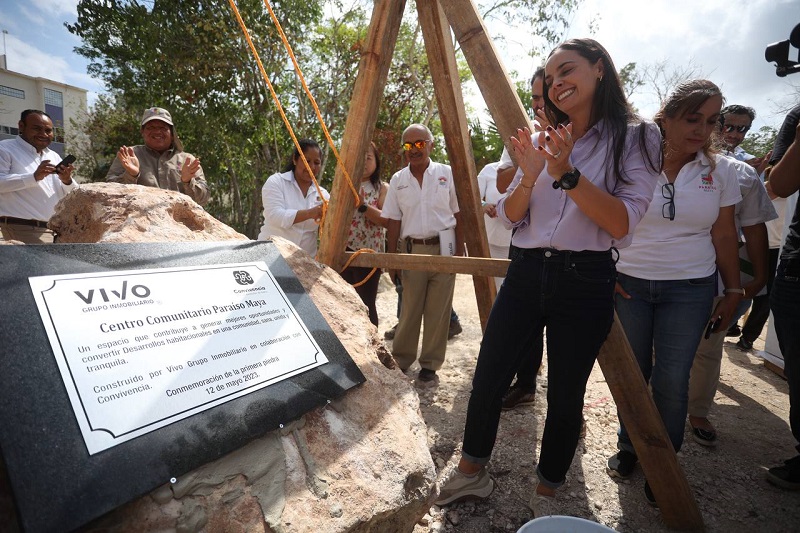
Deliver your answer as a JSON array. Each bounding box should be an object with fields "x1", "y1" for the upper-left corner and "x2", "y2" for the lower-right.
[{"x1": 105, "y1": 145, "x2": 210, "y2": 206}]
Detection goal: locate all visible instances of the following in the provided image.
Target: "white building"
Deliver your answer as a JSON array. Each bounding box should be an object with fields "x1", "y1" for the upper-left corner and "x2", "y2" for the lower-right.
[{"x1": 0, "y1": 66, "x2": 88, "y2": 157}]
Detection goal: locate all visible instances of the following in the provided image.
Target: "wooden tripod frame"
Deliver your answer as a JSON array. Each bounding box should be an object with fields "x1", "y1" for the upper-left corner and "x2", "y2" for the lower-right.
[{"x1": 316, "y1": 1, "x2": 704, "y2": 530}]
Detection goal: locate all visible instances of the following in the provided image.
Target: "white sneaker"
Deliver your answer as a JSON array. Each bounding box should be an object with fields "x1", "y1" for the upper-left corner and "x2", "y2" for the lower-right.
[
  {"x1": 434, "y1": 467, "x2": 495, "y2": 506},
  {"x1": 528, "y1": 482, "x2": 559, "y2": 517}
]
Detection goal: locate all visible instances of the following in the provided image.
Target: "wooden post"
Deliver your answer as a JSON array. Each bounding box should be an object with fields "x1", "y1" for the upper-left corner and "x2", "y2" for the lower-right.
[
  {"x1": 440, "y1": 0, "x2": 704, "y2": 529},
  {"x1": 317, "y1": 0, "x2": 407, "y2": 271},
  {"x1": 436, "y1": 0, "x2": 531, "y2": 158},
  {"x1": 417, "y1": 0, "x2": 496, "y2": 330},
  {"x1": 597, "y1": 317, "x2": 705, "y2": 530}
]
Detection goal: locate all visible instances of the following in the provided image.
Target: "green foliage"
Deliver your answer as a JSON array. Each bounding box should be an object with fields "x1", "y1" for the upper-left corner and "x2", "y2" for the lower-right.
[
  {"x1": 68, "y1": 0, "x2": 324, "y2": 237},
  {"x1": 740, "y1": 125, "x2": 778, "y2": 159},
  {"x1": 67, "y1": 0, "x2": 582, "y2": 237}
]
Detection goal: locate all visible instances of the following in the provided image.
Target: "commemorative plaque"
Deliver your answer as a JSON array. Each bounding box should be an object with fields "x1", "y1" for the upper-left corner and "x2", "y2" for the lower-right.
[{"x1": 0, "y1": 242, "x2": 365, "y2": 533}]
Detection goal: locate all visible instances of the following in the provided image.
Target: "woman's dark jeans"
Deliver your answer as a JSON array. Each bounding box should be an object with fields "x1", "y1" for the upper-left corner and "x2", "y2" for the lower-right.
[{"x1": 462, "y1": 247, "x2": 616, "y2": 488}]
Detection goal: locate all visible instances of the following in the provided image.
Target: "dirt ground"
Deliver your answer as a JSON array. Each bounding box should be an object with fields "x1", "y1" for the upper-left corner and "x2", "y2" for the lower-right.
[{"x1": 375, "y1": 273, "x2": 800, "y2": 533}]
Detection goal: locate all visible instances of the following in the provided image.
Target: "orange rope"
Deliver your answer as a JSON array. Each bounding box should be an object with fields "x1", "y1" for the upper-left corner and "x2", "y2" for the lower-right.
[
  {"x1": 340, "y1": 248, "x2": 379, "y2": 288},
  {"x1": 260, "y1": 0, "x2": 362, "y2": 208},
  {"x1": 228, "y1": 0, "x2": 379, "y2": 287},
  {"x1": 227, "y1": 0, "x2": 328, "y2": 228}
]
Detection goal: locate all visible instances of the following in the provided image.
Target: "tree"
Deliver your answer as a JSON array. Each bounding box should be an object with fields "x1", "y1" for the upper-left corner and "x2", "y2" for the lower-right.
[
  {"x1": 68, "y1": 0, "x2": 583, "y2": 237},
  {"x1": 740, "y1": 125, "x2": 778, "y2": 159},
  {"x1": 68, "y1": 0, "x2": 323, "y2": 237}
]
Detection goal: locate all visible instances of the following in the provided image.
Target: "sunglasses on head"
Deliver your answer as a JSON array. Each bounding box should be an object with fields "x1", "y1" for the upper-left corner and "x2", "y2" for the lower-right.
[
  {"x1": 402, "y1": 139, "x2": 430, "y2": 151},
  {"x1": 721, "y1": 124, "x2": 750, "y2": 134}
]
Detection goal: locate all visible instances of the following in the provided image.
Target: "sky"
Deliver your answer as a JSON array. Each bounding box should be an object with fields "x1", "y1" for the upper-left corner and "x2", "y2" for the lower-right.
[{"x1": 1, "y1": 0, "x2": 799, "y2": 133}]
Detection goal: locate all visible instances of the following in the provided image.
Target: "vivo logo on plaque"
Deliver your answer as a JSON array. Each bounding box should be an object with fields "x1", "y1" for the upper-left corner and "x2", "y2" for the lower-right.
[
  {"x1": 73, "y1": 280, "x2": 152, "y2": 304},
  {"x1": 28, "y1": 262, "x2": 329, "y2": 454}
]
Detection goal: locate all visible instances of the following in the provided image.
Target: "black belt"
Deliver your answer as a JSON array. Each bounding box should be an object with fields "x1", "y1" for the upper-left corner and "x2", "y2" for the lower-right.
[
  {"x1": 512, "y1": 246, "x2": 613, "y2": 263},
  {"x1": 407, "y1": 236, "x2": 439, "y2": 245},
  {"x1": 0, "y1": 216, "x2": 49, "y2": 229}
]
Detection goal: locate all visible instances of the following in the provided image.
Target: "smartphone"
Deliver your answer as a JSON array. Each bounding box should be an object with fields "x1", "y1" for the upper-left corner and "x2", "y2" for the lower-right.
[
  {"x1": 54, "y1": 154, "x2": 76, "y2": 172},
  {"x1": 704, "y1": 317, "x2": 722, "y2": 339}
]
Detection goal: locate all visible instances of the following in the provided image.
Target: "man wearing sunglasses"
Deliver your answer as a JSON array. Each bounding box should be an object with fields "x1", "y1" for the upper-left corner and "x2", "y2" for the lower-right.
[
  {"x1": 719, "y1": 105, "x2": 771, "y2": 175},
  {"x1": 382, "y1": 124, "x2": 464, "y2": 383}
]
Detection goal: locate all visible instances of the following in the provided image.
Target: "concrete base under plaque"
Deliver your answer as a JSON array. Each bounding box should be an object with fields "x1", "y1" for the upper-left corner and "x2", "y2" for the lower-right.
[{"x1": 0, "y1": 184, "x2": 436, "y2": 532}]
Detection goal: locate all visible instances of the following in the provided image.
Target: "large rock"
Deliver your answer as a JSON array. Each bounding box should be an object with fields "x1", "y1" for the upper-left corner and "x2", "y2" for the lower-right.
[
  {"x1": 50, "y1": 183, "x2": 249, "y2": 243},
  {"x1": 37, "y1": 184, "x2": 436, "y2": 531}
]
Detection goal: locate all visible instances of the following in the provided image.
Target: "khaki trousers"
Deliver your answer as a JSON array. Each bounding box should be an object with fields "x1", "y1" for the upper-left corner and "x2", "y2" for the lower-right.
[
  {"x1": 391, "y1": 242, "x2": 456, "y2": 371},
  {"x1": 688, "y1": 296, "x2": 725, "y2": 418},
  {"x1": 0, "y1": 222, "x2": 55, "y2": 244}
]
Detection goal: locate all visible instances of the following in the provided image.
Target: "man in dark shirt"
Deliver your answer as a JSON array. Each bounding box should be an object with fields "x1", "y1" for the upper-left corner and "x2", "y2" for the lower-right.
[{"x1": 766, "y1": 103, "x2": 800, "y2": 490}]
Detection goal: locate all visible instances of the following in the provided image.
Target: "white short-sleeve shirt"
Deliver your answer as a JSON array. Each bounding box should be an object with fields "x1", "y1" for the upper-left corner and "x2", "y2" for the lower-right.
[
  {"x1": 477, "y1": 162, "x2": 511, "y2": 248},
  {"x1": 617, "y1": 152, "x2": 743, "y2": 280},
  {"x1": 381, "y1": 160, "x2": 459, "y2": 239}
]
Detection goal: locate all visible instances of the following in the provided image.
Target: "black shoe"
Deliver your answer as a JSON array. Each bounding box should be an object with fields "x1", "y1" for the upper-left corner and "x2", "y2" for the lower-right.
[
  {"x1": 736, "y1": 337, "x2": 753, "y2": 351},
  {"x1": 384, "y1": 324, "x2": 397, "y2": 340},
  {"x1": 644, "y1": 481, "x2": 658, "y2": 507},
  {"x1": 766, "y1": 455, "x2": 800, "y2": 490},
  {"x1": 691, "y1": 426, "x2": 718, "y2": 447},
  {"x1": 607, "y1": 450, "x2": 638, "y2": 479},
  {"x1": 501, "y1": 384, "x2": 536, "y2": 410},
  {"x1": 418, "y1": 368, "x2": 437, "y2": 382},
  {"x1": 448, "y1": 319, "x2": 463, "y2": 340},
  {"x1": 726, "y1": 325, "x2": 741, "y2": 337}
]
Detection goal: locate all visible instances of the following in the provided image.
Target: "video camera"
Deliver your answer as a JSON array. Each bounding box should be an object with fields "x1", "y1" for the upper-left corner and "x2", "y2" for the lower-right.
[{"x1": 765, "y1": 23, "x2": 800, "y2": 77}]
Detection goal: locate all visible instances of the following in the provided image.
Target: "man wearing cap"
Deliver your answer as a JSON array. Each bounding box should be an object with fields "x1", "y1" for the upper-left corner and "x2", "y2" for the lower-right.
[
  {"x1": 0, "y1": 109, "x2": 77, "y2": 243},
  {"x1": 106, "y1": 107, "x2": 209, "y2": 205}
]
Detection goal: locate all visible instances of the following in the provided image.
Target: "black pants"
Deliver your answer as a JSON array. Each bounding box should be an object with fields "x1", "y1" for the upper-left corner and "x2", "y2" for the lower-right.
[
  {"x1": 741, "y1": 248, "x2": 780, "y2": 344},
  {"x1": 340, "y1": 265, "x2": 381, "y2": 327},
  {"x1": 770, "y1": 262, "x2": 800, "y2": 453},
  {"x1": 461, "y1": 247, "x2": 615, "y2": 487}
]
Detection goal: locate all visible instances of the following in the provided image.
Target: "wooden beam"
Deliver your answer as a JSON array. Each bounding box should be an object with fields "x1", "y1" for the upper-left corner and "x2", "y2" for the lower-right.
[
  {"x1": 597, "y1": 316, "x2": 705, "y2": 531},
  {"x1": 417, "y1": 0, "x2": 496, "y2": 330},
  {"x1": 316, "y1": 0, "x2": 407, "y2": 271},
  {"x1": 343, "y1": 251, "x2": 509, "y2": 277},
  {"x1": 437, "y1": 0, "x2": 531, "y2": 161}
]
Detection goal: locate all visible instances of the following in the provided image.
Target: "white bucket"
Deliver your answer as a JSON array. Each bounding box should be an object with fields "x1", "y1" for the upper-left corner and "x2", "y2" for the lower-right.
[{"x1": 517, "y1": 516, "x2": 618, "y2": 533}]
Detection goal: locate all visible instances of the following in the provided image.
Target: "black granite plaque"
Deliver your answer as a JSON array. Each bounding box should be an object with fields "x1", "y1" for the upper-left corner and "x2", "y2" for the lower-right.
[{"x1": 0, "y1": 242, "x2": 365, "y2": 533}]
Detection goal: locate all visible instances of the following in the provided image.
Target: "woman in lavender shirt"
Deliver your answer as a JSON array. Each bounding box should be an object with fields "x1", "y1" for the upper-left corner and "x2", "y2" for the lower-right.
[{"x1": 435, "y1": 38, "x2": 662, "y2": 516}]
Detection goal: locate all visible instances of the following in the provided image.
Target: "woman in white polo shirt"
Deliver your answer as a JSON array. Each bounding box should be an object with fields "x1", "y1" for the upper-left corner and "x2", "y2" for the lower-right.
[
  {"x1": 607, "y1": 80, "x2": 743, "y2": 504},
  {"x1": 257, "y1": 139, "x2": 329, "y2": 256}
]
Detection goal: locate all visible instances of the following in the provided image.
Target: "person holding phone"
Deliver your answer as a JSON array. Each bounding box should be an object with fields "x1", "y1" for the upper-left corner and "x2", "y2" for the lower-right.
[
  {"x1": 106, "y1": 107, "x2": 209, "y2": 206},
  {"x1": 435, "y1": 39, "x2": 661, "y2": 516},
  {"x1": 0, "y1": 109, "x2": 77, "y2": 243},
  {"x1": 606, "y1": 80, "x2": 742, "y2": 505}
]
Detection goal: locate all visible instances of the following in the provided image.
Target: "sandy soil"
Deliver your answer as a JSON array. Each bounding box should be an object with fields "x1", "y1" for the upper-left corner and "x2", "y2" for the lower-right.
[{"x1": 375, "y1": 273, "x2": 800, "y2": 533}]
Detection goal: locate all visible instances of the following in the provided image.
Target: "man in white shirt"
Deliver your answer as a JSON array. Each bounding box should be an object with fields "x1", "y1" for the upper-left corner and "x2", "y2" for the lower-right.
[
  {"x1": 0, "y1": 110, "x2": 77, "y2": 243},
  {"x1": 688, "y1": 158, "x2": 777, "y2": 445},
  {"x1": 383, "y1": 124, "x2": 464, "y2": 382}
]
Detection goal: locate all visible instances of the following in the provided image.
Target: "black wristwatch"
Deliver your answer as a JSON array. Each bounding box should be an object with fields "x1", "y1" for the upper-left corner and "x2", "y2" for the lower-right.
[
  {"x1": 552, "y1": 167, "x2": 581, "y2": 190},
  {"x1": 358, "y1": 204, "x2": 368, "y2": 213}
]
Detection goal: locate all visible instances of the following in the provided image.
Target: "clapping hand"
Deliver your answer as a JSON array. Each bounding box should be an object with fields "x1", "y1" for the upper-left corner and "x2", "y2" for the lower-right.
[
  {"x1": 117, "y1": 146, "x2": 140, "y2": 177},
  {"x1": 509, "y1": 127, "x2": 547, "y2": 180},
  {"x1": 181, "y1": 156, "x2": 202, "y2": 183}
]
